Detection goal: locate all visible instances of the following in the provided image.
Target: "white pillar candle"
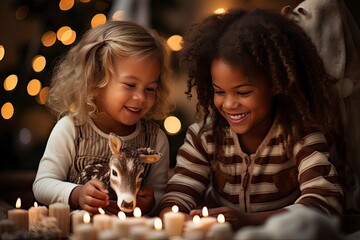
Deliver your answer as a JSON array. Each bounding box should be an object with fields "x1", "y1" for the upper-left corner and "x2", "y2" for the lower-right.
[
  {"x1": 71, "y1": 210, "x2": 87, "y2": 233},
  {"x1": 207, "y1": 214, "x2": 233, "y2": 240},
  {"x1": 49, "y1": 202, "x2": 70, "y2": 238},
  {"x1": 112, "y1": 211, "x2": 131, "y2": 238},
  {"x1": 7, "y1": 198, "x2": 28, "y2": 232},
  {"x1": 74, "y1": 223, "x2": 97, "y2": 240},
  {"x1": 163, "y1": 205, "x2": 185, "y2": 237},
  {"x1": 28, "y1": 202, "x2": 48, "y2": 231},
  {"x1": 93, "y1": 208, "x2": 113, "y2": 231},
  {"x1": 199, "y1": 206, "x2": 217, "y2": 231},
  {"x1": 126, "y1": 207, "x2": 147, "y2": 226},
  {"x1": 145, "y1": 217, "x2": 168, "y2": 240}
]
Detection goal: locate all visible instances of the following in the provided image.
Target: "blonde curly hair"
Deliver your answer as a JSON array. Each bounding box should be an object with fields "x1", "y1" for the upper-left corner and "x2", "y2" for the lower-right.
[{"x1": 47, "y1": 20, "x2": 174, "y2": 125}]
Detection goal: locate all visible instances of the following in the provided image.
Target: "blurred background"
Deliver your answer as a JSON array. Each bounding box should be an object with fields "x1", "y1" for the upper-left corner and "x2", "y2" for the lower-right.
[{"x1": 0, "y1": 0, "x2": 359, "y2": 208}]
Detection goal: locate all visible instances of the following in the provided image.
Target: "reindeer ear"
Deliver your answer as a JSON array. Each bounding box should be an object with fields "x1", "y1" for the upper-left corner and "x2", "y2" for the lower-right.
[
  {"x1": 140, "y1": 154, "x2": 161, "y2": 164},
  {"x1": 109, "y1": 133, "x2": 122, "y2": 154}
]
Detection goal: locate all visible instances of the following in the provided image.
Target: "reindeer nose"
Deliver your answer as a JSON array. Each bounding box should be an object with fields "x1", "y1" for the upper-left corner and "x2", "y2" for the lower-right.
[{"x1": 121, "y1": 200, "x2": 134, "y2": 210}]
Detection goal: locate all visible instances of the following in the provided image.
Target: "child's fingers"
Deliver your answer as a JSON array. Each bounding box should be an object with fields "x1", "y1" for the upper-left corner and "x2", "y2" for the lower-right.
[{"x1": 89, "y1": 179, "x2": 109, "y2": 194}]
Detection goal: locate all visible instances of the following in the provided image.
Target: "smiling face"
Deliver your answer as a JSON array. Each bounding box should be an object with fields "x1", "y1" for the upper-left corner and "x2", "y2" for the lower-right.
[
  {"x1": 211, "y1": 57, "x2": 274, "y2": 141},
  {"x1": 94, "y1": 55, "x2": 161, "y2": 134}
]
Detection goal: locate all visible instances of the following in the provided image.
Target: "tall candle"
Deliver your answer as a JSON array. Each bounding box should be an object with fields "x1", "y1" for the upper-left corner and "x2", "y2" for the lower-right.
[
  {"x1": 28, "y1": 202, "x2": 48, "y2": 231},
  {"x1": 49, "y1": 202, "x2": 70, "y2": 238},
  {"x1": 163, "y1": 205, "x2": 185, "y2": 237},
  {"x1": 207, "y1": 214, "x2": 233, "y2": 240},
  {"x1": 93, "y1": 208, "x2": 113, "y2": 231},
  {"x1": 7, "y1": 198, "x2": 28, "y2": 231}
]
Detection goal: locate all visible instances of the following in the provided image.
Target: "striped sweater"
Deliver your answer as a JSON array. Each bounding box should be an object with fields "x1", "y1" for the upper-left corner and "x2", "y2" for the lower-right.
[{"x1": 160, "y1": 119, "x2": 344, "y2": 215}]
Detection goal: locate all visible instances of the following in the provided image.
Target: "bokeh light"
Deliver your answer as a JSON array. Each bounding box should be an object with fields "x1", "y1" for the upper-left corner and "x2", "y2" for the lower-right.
[
  {"x1": 164, "y1": 116, "x2": 182, "y2": 135},
  {"x1": 4, "y1": 74, "x2": 18, "y2": 91},
  {"x1": 1, "y1": 102, "x2": 14, "y2": 120}
]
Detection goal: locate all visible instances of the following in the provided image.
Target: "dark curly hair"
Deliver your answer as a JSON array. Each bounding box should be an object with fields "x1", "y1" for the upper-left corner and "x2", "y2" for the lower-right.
[{"x1": 181, "y1": 8, "x2": 342, "y2": 159}]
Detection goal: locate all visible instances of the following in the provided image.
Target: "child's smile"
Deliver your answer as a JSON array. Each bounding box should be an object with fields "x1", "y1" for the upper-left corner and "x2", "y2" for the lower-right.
[{"x1": 211, "y1": 57, "x2": 274, "y2": 141}]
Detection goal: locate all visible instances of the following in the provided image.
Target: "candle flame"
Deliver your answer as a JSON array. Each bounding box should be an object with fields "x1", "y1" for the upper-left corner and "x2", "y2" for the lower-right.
[
  {"x1": 154, "y1": 217, "x2": 162, "y2": 230},
  {"x1": 98, "y1": 208, "x2": 105, "y2": 214},
  {"x1": 172, "y1": 205, "x2": 179, "y2": 213},
  {"x1": 34, "y1": 201, "x2": 38, "y2": 207},
  {"x1": 217, "y1": 214, "x2": 225, "y2": 223},
  {"x1": 15, "y1": 198, "x2": 21, "y2": 209},
  {"x1": 83, "y1": 212, "x2": 91, "y2": 223},
  {"x1": 193, "y1": 215, "x2": 201, "y2": 224},
  {"x1": 133, "y1": 207, "x2": 142, "y2": 218},
  {"x1": 118, "y1": 211, "x2": 126, "y2": 220},
  {"x1": 202, "y1": 206, "x2": 209, "y2": 217}
]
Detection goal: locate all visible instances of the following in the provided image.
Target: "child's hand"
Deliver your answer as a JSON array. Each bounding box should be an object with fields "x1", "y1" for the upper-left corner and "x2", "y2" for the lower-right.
[
  {"x1": 78, "y1": 179, "x2": 109, "y2": 214},
  {"x1": 136, "y1": 186, "x2": 155, "y2": 214}
]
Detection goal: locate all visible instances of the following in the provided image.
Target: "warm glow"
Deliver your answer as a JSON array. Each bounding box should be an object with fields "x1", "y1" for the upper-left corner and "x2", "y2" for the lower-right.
[
  {"x1": 4, "y1": 74, "x2": 18, "y2": 91},
  {"x1": 133, "y1": 207, "x2": 142, "y2": 218},
  {"x1": 98, "y1": 208, "x2": 105, "y2": 214},
  {"x1": 32, "y1": 55, "x2": 46, "y2": 72},
  {"x1": 167, "y1": 35, "x2": 183, "y2": 51},
  {"x1": 15, "y1": 198, "x2": 21, "y2": 209},
  {"x1": 217, "y1": 214, "x2": 225, "y2": 223},
  {"x1": 118, "y1": 211, "x2": 126, "y2": 220},
  {"x1": 164, "y1": 116, "x2": 181, "y2": 135},
  {"x1": 202, "y1": 206, "x2": 209, "y2": 217},
  {"x1": 91, "y1": 13, "x2": 107, "y2": 28},
  {"x1": 154, "y1": 217, "x2": 162, "y2": 230},
  {"x1": 27, "y1": 79, "x2": 42, "y2": 96},
  {"x1": 0, "y1": 45, "x2": 4, "y2": 61},
  {"x1": 193, "y1": 215, "x2": 201, "y2": 224},
  {"x1": 42, "y1": 31, "x2": 57, "y2": 47},
  {"x1": 1, "y1": 102, "x2": 14, "y2": 120},
  {"x1": 172, "y1": 205, "x2": 179, "y2": 213},
  {"x1": 15, "y1": 5, "x2": 29, "y2": 20},
  {"x1": 57, "y1": 26, "x2": 71, "y2": 41},
  {"x1": 83, "y1": 212, "x2": 91, "y2": 223},
  {"x1": 112, "y1": 10, "x2": 124, "y2": 21},
  {"x1": 37, "y1": 87, "x2": 49, "y2": 105},
  {"x1": 214, "y1": 8, "x2": 226, "y2": 14},
  {"x1": 59, "y1": 0, "x2": 74, "y2": 11},
  {"x1": 62, "y1": 30, "x2": 76, "y2": 45},
  {"x1": 34, "y1": 202, "x2": 38, "y2": 207}
]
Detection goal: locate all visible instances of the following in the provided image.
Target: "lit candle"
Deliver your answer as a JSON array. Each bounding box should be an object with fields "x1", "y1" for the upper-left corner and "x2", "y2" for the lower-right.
[
  {"x1": 93, "y1": 208, "x2": 113, "y2": 231},
  {"x1": 199, "y1": 206, "x2": 217, "y2": 231},
  {"x1": 207, "y1": 214, "x2": 233, "y2": 240},
  {"x1": 7, "y1": 198, "x2": 28, "y2": 231},
  {"x1": 183, "y1": 215, "x2": 205, "y2": 240},
  {"x1": 163, "y1": 205, "x2": 185, "y2": 237},
  {"x1": 71, "y1": 210, "x2": 87, "y2": 233},
  {"x1": 74, "y1": 211, "x2": 97, "y2": 240},
  {"x1": 126, "y1": 207, "x2": 146, "y2": 226},
  {"x1": 49, "y1": 202, "x2": 70, "y2": 238},
  {"x1": 145, "y1": 217, "x2": 169, "y2": 240},
  {"x1": 28, "y1": 202, "x2": 48, "y2": 231},
  {"x1": 112, "y1": 211, "x2": 130, "y2": 238}
]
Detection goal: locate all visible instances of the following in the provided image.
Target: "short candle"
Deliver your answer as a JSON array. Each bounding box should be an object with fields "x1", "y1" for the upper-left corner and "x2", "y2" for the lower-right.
[
  {"x1": 7, "y1": 198, "x2": 28, "y2": 231},
  {"x1": 163, "y1": 205, "x2": 185, "y2": 237}
]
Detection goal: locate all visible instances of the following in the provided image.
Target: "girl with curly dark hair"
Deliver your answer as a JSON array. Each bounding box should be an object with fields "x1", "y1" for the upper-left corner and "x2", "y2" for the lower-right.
[{"x1": 160, "y1": 8, "x2": 344, "y2": 230}]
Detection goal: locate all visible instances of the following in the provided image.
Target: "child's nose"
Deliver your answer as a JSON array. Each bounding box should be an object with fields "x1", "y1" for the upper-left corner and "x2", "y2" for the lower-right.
[
  {"x1": 133, "y1": 90, "x2": 146, "y2": 102},
  {"x1": 223, "y1": 95, "x2": 239, "y2": 109}
]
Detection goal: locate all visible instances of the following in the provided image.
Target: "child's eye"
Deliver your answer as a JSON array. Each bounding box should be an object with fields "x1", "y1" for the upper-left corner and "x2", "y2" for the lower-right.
[
  {"x1": 125, "y1": 83, "x2": 136, "y2": 88},
  {"x1": 146, "y1": 87, "x2": 156, "y2": 92},
  {"x1": 237, "y1": 91, "x2": 252, "y2": 96}
]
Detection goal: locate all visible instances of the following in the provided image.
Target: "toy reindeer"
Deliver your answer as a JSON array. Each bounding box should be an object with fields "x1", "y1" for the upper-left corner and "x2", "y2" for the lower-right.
[{"x1": 75, "y1": 133, "x2": 162, "y2": 212}]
